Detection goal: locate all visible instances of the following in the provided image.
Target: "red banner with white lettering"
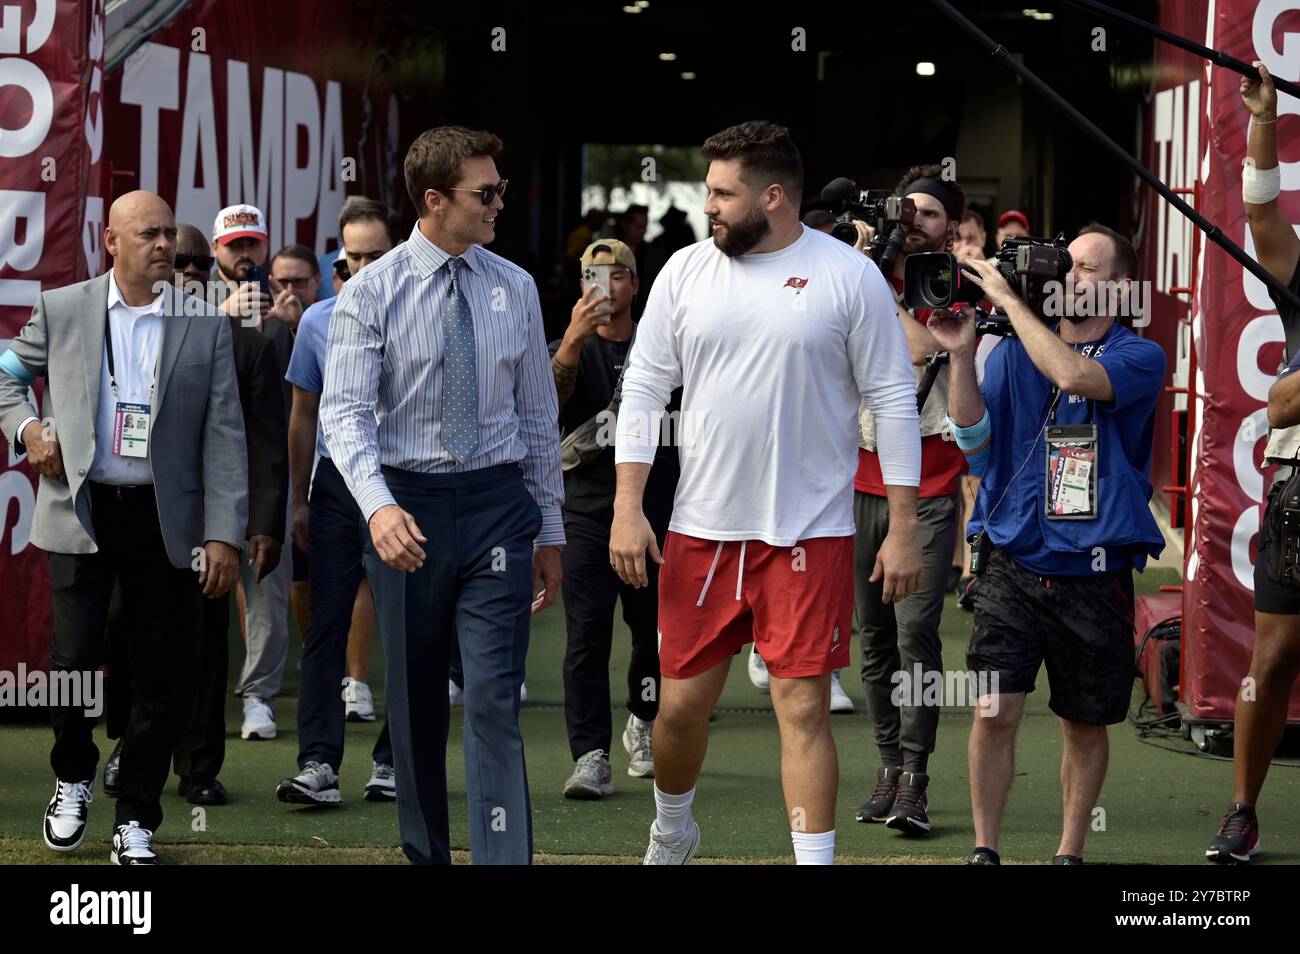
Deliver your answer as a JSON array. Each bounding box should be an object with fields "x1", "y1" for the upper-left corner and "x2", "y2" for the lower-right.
[
  {"x1": 0, "y1": 0, "x2": 428, "y2": 675},
  {"x1": 1144, "y1": 0, "x2": 1300, "y2": 723},
  {"x1": 0, "y1": 0, "x2": 105, "y2": 676},
  {"x1": 102, "y1": 0, "x2": 414, "y2": 254}
]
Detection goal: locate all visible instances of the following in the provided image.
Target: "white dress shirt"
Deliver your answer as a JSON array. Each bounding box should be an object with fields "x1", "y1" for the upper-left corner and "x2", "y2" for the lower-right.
[{"x1": 86, "y1": 273, "x2": 166, "y2": 485}]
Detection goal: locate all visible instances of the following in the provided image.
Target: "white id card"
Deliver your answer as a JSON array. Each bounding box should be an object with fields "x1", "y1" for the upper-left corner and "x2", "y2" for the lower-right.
[{"x1": 113, "y1": 402, "x2": 151, "y2": 458}]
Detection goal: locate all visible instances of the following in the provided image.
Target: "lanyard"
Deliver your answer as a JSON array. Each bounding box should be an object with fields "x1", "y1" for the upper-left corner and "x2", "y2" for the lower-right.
[
  {"x1": 104, "y1": 309, "x2": 120, "y2": 398},
  {"x1": 105, "y1": 307, "x2": 156, "y2": 400}
]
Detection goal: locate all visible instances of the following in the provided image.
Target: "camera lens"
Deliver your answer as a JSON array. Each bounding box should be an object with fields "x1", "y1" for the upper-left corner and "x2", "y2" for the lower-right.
[{"x1": 830, "y1": 221, "x2": 859, "y2": 245}]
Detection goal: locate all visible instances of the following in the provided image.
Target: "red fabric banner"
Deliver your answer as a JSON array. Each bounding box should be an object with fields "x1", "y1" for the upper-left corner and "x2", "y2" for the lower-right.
[
  {"x1": 0, "y1": 0, "x2": 420, "y2": 674},
  {"x1": 0, "y1": 0, "x2": 105, "y2": 675},
  {"x1": 1154, "y1": 0, "x2": 1300, "y2": 722}
]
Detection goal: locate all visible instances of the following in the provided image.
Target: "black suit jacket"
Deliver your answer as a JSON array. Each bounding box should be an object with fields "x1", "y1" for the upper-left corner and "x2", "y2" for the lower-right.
[{"x1": 227, "y1": 316, "x2": 289, "y2": 541}]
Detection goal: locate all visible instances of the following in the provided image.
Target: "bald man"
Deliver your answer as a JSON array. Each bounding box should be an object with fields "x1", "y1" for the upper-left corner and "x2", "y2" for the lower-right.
[
  {"x1": 102, "y1": 222, "x2": 287, "y2": 807},
  {"x1": 0, "y1": 191, "x2": 248, "y2": 864}
]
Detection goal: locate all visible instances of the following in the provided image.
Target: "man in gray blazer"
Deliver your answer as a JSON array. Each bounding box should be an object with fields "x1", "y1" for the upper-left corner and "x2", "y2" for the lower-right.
[{"x1": 0, "y1": 191, "x2": 248, "y2": 865}]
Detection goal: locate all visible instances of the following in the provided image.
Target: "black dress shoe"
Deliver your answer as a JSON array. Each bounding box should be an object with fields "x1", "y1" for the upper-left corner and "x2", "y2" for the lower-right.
[
  {"x1": 103, "y1": 739, "x2": 123, "y2": 797},
  {"x1": 180, "y1": 778, "x2": 227, "y2": 805}
]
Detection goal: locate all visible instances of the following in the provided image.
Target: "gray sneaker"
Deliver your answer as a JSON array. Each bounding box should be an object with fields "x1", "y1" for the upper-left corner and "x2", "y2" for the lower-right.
[
  {"x1": 363, "y1": 762, "x2": 396, "y2": 802},
  {"x1": 642, "y1": 819, "x2": 700, "y2": 865},
  {"x1": 622, "y1": 714, "x2": 655, "y2": 778},
  {"x1": 563, "y1": 750, "x2": 614, "y2": 799}
]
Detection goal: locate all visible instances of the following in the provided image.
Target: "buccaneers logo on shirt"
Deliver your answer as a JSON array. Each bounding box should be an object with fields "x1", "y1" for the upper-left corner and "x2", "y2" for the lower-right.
[{"x1": 784, "y1": 276, "x2": 808, "y2": 291}]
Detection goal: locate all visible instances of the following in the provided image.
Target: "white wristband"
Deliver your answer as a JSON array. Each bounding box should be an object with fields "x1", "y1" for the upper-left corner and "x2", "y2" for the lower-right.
[{"x1": 1243, "y1": 160, "x2": 1282, "y2": 205}]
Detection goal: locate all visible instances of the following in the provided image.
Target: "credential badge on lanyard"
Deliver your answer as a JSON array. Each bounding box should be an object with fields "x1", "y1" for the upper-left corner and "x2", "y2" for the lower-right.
[
  {"x1": 1043, "y1": 336, "x2": 1109, "y2": 520},
  {"x1": 105, "y1": 311, "x2": 153, "y2": 459}
]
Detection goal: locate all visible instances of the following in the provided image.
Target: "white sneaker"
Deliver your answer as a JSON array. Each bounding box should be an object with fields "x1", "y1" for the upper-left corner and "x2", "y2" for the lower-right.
[
  {"x1": 363, "y1": 762, "x2": 396, "y2": 802},
  {"x1": 110, "y1": 821, "x2": 157, "y2": 865},
  {"x1": 642, "y1": 818, "x2": 701, "y2": 865},
  {"x1": 276, "y1": 761, "x2": 342, "y2": 805},
  {"x1": 829, "y1": 670, "x2": 855, "y2": 714},
  {"x1": 747, "y1": 647, "x2": 770, "y2": 692},
  {"x1": 622, "y1": 713, "x2": 655, "y2": 778},
  {"x1": 241, "y1": 696, "x2": 276, "y2": 740},
  {"x1": 43, "y1": 778, "x2": 93, "y2": 852},
  {"x1": 563, "y1": 750, "x2": 614, "y2": 799},
  {"x1": 341, "y1": 677, "x2": 376, "y2": 722}
]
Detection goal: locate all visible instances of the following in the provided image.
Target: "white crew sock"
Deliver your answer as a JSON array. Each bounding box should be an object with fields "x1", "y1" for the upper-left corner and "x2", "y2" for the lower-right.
[
  {"x1": 654, "y1": 785, "x2": 695, "y2": 836},
  {"x1": 792, "y1": 829, "x2": 836, "y2": 865}
]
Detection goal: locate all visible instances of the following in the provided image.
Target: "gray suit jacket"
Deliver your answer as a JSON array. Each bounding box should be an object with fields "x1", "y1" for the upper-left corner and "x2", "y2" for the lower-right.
[{"x1": 0, "y1": 271, "x2": 248, "y2": 568}]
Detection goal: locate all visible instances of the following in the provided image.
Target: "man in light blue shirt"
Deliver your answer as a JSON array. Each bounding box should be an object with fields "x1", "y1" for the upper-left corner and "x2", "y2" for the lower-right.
[
  {"x1": 320, "y1": 126, "x2": 564, "y2": 865},
  {"x1": 277, "y1": 197, "x2": 398, "y2": 807}
]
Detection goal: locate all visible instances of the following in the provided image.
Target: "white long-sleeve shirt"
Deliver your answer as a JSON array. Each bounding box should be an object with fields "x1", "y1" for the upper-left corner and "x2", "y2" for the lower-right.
[{"x1": 615, "y1": 225, "x2": 920, "y2": 546}]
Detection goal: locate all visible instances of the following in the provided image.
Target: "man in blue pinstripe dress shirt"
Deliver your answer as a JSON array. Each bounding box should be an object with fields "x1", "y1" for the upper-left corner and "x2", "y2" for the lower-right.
[{"x1": 320, "y1": 126, "x2": 565, "y2": 865}]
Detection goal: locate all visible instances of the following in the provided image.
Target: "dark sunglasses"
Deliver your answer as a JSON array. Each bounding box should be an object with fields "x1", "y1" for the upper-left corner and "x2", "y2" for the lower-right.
[
  {"x1": 446, "y1": 179, "x2": 508, "y2": 206},
  {"x1": 174, "y1": 254, "x2": 214, "y2": 271},
  {"x1": 333, "y1": 258, "x2": 350, "y2": 281}
]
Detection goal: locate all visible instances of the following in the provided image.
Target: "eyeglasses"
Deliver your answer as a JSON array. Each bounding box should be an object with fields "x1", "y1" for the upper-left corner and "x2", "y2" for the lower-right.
[
  {"x1": 174, "y1": 254, "x2": 213, "y2": 271},
  {"x1": 274, "y1": 275, "x2": 317, "y2": 289},
  {"x1": 446, "y1": 179, "x2": 509, "y2": 206}
]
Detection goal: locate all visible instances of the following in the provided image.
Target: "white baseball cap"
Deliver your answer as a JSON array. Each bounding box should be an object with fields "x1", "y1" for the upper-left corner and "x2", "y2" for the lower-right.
[{"x1": 212, "y1": 204, "x2": 268, "y2": 245}]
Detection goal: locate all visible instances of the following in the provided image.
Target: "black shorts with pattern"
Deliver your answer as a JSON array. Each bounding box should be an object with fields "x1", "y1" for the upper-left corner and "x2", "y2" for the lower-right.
[
  {"x1": 1255, "y1": 475, "x2": 1300, "y2": 614},
  {"x1": 966, "y1": 549, "x2": 1136, "y2": 725}
]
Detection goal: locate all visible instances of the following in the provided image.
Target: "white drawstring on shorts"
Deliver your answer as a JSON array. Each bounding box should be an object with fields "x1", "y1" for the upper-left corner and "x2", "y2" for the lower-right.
[
  {"x1": 696, "y1": 541, "x2": 725, "y2": 607},
  {"x1": 735, "y1": 540, "x2": 747, "y2": 601}
]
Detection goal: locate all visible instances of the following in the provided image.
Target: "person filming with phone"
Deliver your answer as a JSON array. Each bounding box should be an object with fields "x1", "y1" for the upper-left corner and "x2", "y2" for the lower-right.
[
  {"x1": 549, "y1": 240, "x2": 680, "y2": 800},
  {"x1": 925, "y1": 223, "x2": 1166, "y2": 866}
]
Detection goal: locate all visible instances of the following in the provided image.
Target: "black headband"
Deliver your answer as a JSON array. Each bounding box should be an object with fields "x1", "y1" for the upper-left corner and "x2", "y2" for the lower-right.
[{"x1": 906, "y1": 177, "x2": 961, "y2": 221}]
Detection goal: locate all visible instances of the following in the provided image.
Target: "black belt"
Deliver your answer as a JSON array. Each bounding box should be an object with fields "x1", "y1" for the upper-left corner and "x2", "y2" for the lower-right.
[{"x1": 88, "y1": 481, "x2": 155, "y2": 500}]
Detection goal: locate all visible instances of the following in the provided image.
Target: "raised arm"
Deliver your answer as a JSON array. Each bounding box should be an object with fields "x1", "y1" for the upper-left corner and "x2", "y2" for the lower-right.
[{"x1": 1242, "y1": 62, "x2": 1300, "y2": 285}]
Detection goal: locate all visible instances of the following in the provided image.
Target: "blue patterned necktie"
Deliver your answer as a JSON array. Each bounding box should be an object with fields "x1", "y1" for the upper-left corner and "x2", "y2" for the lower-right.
[{"x1": 441, "y1": 256, "x2": 480, "y2": 462}]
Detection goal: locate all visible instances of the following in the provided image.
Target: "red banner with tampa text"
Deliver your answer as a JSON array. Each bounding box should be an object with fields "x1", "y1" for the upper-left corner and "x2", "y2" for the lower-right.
[
  {"x1": 0, "y1": 1, "x2": 430, "y2": 678},
  {"x1": 0, "y1": 0, "x2": 105, "y2": 677},
  {"x1": 1151, "y1": 0, "x2": 1300, "y2": 723}
]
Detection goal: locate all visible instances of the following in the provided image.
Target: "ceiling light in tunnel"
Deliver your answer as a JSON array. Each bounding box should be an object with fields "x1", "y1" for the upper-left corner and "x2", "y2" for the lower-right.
[
  {"x1": 659, "y1": 52, "x2": 677, "y2": 61},
  {"x1": 916, "y1": 62, "x2": 935, "y2": 76},
  {"x1": 623, "y1": 4, "x2": 640, "y2": 12},
  {"x1": 681, "y1": 71, "x2": 696, "y2": 80}
]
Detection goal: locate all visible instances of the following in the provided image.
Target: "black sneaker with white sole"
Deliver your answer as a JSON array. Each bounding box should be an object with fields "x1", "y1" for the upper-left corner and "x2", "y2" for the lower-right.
[
  {"x1": 43, "y1": 778, "x2": 94, "y2": 853},
  {"x1": 856, "y1": 765, "x2": 902, "y2": 823},
  {"x1": 111, "y1": 821, "x2": 157, "y2": 865},
  {"x1": 885, "y1": 771, "x2": 930, "y2": 833},
  {"x1": 276, "y1": 761, "x2": 342, "y2": 805},
  {"x1": 1206, "y1": 803, "x2": 1261, "y2": 864}
]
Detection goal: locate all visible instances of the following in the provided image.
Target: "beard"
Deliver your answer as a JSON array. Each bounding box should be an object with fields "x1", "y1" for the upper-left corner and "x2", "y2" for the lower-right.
[{"x1": 711, "y1": 205, "x2": 770, "y2": 257}]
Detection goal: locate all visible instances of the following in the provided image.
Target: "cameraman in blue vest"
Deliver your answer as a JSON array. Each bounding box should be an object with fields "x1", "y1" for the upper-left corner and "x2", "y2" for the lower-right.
[{"x1": 926, "y1": 223, "x2": 1165, "y2": 866}]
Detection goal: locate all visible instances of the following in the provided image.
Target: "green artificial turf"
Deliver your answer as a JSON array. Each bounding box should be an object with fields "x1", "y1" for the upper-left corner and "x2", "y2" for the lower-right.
[{"x1": 4, "y1": 566, "x2": 1300, "y2": 865}]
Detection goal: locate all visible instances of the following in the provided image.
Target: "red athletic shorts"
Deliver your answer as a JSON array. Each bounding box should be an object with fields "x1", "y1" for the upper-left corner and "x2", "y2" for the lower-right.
[{"x1": 656, "y1": 531, "x2": 854, "y2": 680}]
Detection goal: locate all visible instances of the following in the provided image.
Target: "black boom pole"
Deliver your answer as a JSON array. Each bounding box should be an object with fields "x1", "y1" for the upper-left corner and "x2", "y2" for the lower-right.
[
  {"x1": 1060, "y1": 0, "x2": 1300, "y2": 100},
  {"x1": 925, "y1": 0, "x2": 1300, "y2": 313}
]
